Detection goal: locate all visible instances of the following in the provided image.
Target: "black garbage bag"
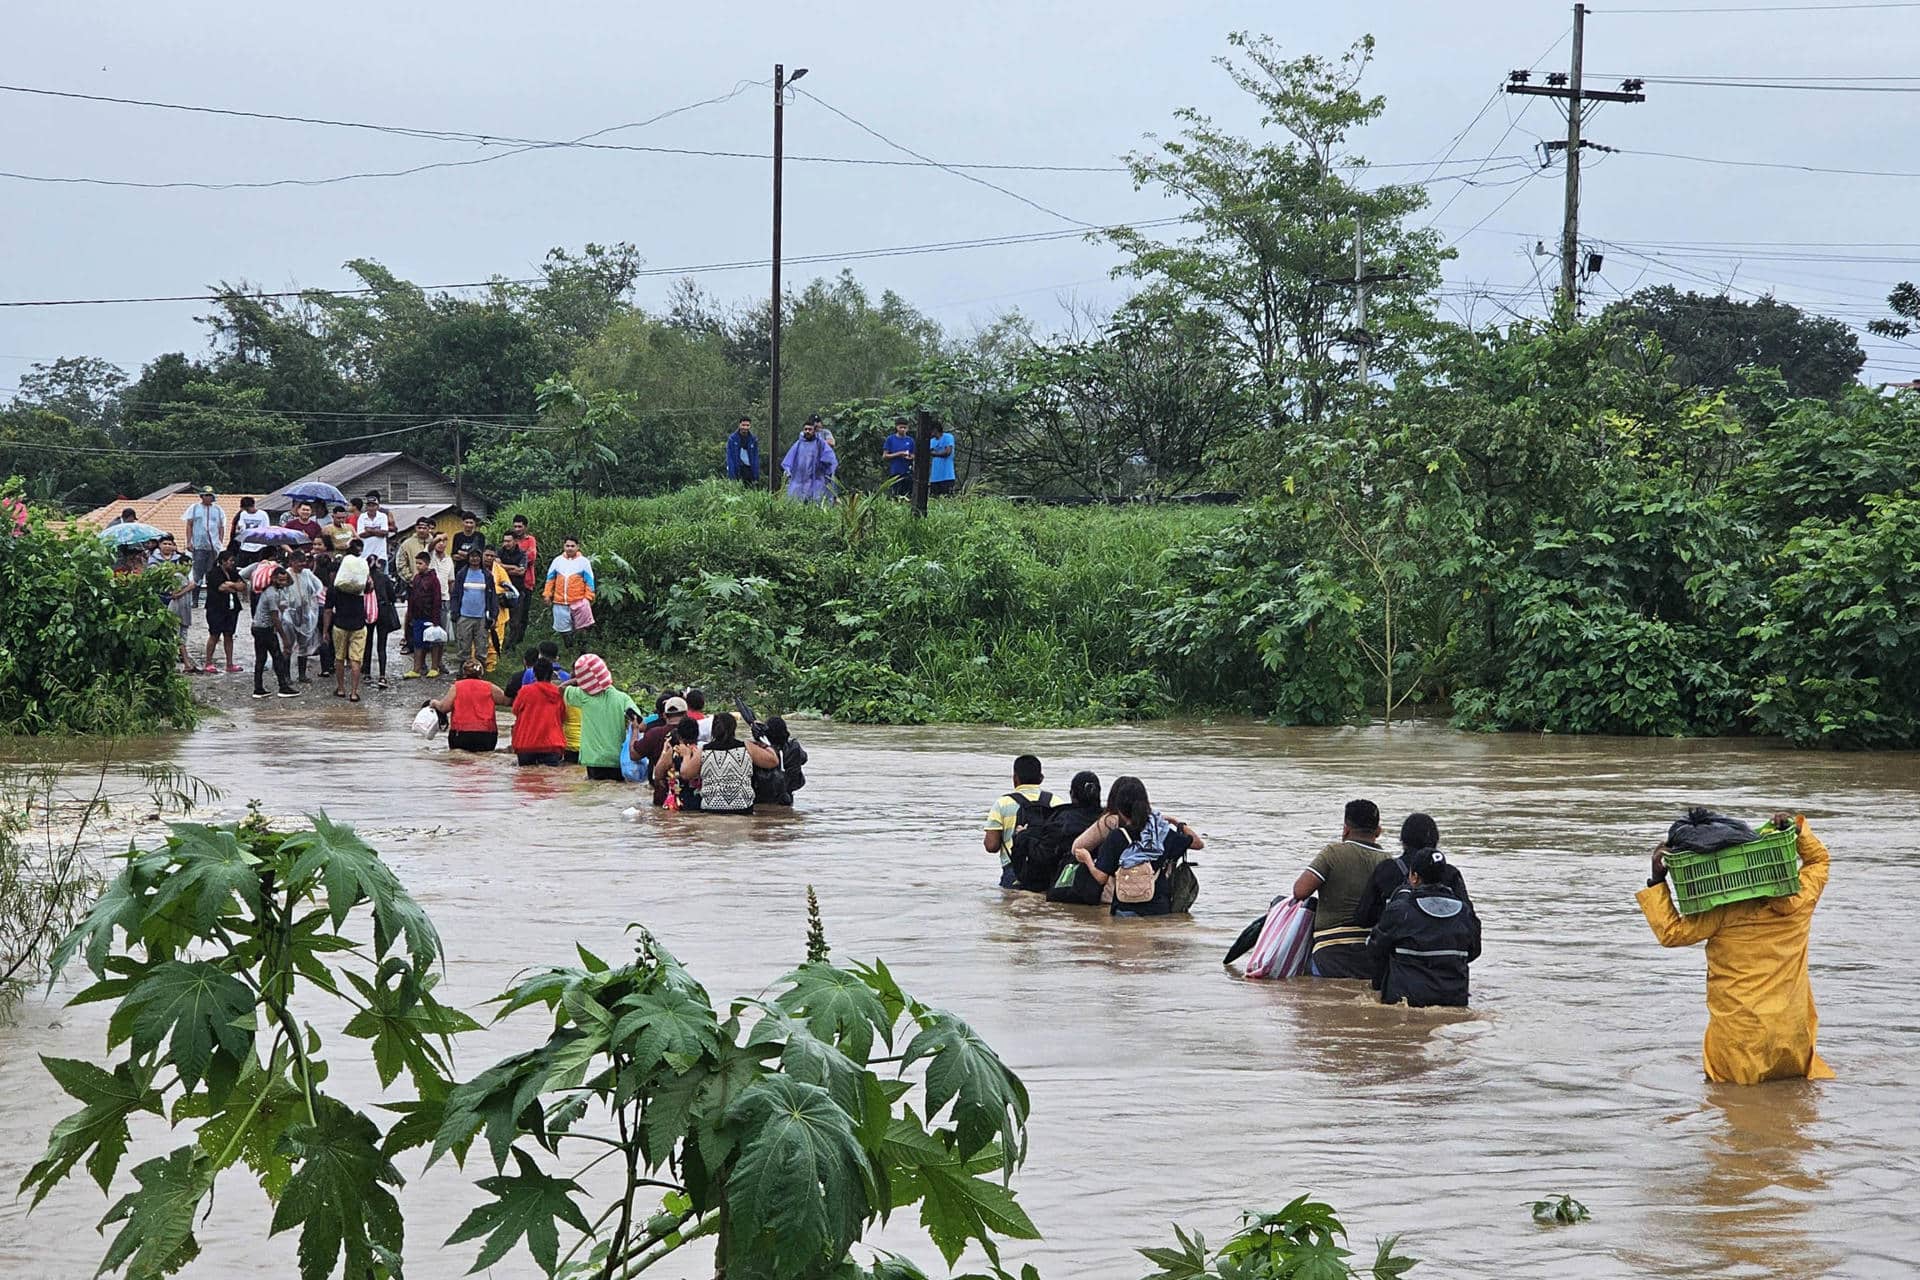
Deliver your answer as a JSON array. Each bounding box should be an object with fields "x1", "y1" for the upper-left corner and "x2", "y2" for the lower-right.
[{"x1": 1667, "y1": 807, "x2": 1759, "y2": 854}]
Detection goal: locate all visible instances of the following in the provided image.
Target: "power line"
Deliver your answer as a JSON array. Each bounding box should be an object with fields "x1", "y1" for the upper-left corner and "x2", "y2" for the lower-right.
[
  {"x1": 1598, "y1": 1, "x2": 1920, "y2": 11},
  {"x1": 1626, "y1": 76, "x2": 1920, "y2": 92},
  {"x1": 0, "y1": 81, "x2": 1135, "y2": 175},
  {"x1": 794, "y1": 86, "x2": 1096, "y2": 228}
]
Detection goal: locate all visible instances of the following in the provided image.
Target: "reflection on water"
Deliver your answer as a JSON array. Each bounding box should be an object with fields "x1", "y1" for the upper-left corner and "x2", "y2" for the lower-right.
[{"x1": 2, "y1": 712, "x2": 1917, "y2": 1278}]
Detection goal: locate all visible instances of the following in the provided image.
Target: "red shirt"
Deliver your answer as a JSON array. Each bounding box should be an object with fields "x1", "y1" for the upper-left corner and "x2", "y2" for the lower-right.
[
  {"x1": 510, "y1": 681, "x2": 566, "y2": 753},
  {"x1": 284, "y1": 517, "x2": 323, "y2": 543},
  {"x1": 517, "y1": 533, "x2": 539, "y2": 589},
  {"x1": 449, "y1": 679, "x2": 499, "y2": 734}
]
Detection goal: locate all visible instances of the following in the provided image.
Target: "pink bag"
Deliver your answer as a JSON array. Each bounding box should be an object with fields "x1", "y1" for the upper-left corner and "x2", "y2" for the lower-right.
[
  {"x1": 569, "y1": 598, "x2": 595, "y2": 629},
  {"x1": 1244, "y1": 898, "x2": 1315, "y2": 979}
]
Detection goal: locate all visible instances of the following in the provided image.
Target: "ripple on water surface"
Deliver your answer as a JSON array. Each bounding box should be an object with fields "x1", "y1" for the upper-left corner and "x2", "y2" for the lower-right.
[{"x1": 2, "y1": 711, "x2": 1916, "y2": 1278}]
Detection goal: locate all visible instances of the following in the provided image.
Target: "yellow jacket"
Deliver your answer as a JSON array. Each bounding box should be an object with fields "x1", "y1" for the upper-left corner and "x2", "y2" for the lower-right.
[{"x1": 1636, "y1": 817, "x2": 1833, "y2": 1085}]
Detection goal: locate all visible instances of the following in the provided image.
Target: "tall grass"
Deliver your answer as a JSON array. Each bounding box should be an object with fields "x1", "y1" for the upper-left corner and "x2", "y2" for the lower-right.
[{"x1": 499, "y1": 484, "x2": 1238, "y2": 725}]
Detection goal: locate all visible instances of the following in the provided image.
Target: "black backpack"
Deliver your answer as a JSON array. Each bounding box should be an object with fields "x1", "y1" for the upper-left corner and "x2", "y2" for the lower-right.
[
  {"x1": 999, "y1": 790, "x2": 1052, "y2": 885},
  {"x1": 1012, "y1": 803, "x2": 1098, "y2": 892}
]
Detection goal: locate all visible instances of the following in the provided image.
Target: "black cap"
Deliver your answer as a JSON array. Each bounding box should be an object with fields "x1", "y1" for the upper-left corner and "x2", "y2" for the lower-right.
[{"x1": 1408, "y1": 847, "x2": 1448, "y2": 881}]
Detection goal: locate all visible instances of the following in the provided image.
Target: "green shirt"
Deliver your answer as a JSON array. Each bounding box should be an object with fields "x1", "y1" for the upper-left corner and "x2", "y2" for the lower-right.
[
  {"x1": 1304, "y1": 839, "x2": 1390, "y2": 936},
  {"x1": 563, "y1": 684, "x2": 638, "y2": 768}
]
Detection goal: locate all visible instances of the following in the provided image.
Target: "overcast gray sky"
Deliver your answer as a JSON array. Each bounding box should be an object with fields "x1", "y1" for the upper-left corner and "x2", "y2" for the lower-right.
[{"x1": 6, "y1": 0, "x2": 1920, "y2": 392}]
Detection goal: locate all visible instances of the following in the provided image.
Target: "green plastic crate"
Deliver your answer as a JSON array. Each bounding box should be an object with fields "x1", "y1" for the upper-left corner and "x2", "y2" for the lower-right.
[{"x1": 1666, "y1": 825, "x2": 1801, "y2": 916}]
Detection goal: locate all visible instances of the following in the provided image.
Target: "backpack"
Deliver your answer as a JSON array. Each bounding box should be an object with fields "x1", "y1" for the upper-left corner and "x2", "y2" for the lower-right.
[
  {"x1": 782, "y1": 740, "x2": 808, "y2": 792},
  {"x1": 1010, "y1": 803, "x2": 1096, "y2": 892},
  {"x1": 752, "y1": 763, "x2": 792, "y2": 806},
  {"x1": 1047, "y1": 856, "x2": 1105, "y2": 907},
  {"x1": 998, "y1": 790, "x2": 1052, "y2": 883}
]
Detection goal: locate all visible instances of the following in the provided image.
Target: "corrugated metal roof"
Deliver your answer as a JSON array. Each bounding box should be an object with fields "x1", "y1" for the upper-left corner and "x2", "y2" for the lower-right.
[
  {"x1": 73, "y1": 488, "x2": 268, "y2": 545},
  {"x1": 263, "y1": 452, "x2": 407, "y2": 509}
]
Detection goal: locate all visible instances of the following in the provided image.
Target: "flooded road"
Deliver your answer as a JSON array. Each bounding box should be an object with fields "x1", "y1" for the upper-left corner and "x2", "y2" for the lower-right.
[{"x1": 3, "y1": 703, "x2": 1917, "y2": 1278}]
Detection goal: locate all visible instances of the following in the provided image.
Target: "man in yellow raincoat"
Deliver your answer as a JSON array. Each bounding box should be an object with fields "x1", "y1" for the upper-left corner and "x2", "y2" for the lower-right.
[{"x1": 1637, "y1": 812, "x2": 1833, "y2": 1084}]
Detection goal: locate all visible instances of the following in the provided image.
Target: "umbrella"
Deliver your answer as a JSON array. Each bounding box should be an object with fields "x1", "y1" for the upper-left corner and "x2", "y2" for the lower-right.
[
  {"x1": 241, "y1": 525, "x2": 312, "y2": 547},
  {"x1": 99, "y1": 522, "x2": 165, "y2": 548},
  {"x1": 282, "y1": 481, "x2": 346, "y2": 508}
]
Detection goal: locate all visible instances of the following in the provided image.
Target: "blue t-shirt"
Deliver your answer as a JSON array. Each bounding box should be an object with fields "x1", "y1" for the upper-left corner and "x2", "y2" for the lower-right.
[
  {"x1": 885, "y1": 432, "x2": 914, "y2": 477},
  {"x1": 929, "y1": 432, "x2": 956, "y2": 484},
  {"x1": 456, "y1": 567, "x2": 489, "y2": 618},
  {"x1": 519, "y1": 666, "x2": 571, "y2": 686}
]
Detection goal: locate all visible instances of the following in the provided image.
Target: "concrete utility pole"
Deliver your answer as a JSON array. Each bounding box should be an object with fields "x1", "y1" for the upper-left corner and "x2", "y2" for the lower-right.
[
  {"x1": 1504, "y1": 4, "x2": 1644, "y2": 310},
  {"x1": 769, "y1": 63, "x2": 808, "y2": 493}
]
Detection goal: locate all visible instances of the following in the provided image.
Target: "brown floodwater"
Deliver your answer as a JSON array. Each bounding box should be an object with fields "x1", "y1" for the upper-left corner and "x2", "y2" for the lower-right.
[{"x1": 2, "y1": 703, "x2": 1917, "y2": 1278}]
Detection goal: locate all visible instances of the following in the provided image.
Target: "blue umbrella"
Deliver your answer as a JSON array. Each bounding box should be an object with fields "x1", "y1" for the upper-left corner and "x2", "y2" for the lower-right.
[
  {"x1": 282, "y1": 481, "x2": 346, "y2": 508},
  {"x1": 241, "y1": 525, "x2": 313, "y2": 547},
  {"x1": 99, "y1": 522, "x2": 165, "y2": 548}
]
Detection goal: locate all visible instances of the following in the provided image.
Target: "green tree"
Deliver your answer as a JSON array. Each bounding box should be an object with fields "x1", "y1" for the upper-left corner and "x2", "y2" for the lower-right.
[
  {"x1": 1109, "y1": 33, "x2": 1447, "y2": 429},
  {"x1": 1601, "y1": 286, "x2": 1865, "y2": 400},
  {"x1": 116, "y1": 381, "x2": 312, "y2": 496},
  {"x1": 493, "y1": 243, "x2": 645, "y2": 370},
  {"x1": 13, "y1": 356, "x2": 128, "y2": 435}
]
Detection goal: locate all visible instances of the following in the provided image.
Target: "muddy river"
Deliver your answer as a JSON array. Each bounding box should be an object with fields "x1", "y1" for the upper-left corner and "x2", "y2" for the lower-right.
[{"x1": 2, "y1": 703, "x2": 1916, "y2": 1278}]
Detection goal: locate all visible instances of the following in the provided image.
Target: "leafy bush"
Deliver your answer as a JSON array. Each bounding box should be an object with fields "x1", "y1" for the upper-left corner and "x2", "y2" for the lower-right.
[
  {"x1": 24, "y1": 814, "x2": 1045, "y2": 1280},
  {"x1": 19, "y1": 812, "x2": 465, "y2": 1279},
  {"x1": 1453, "y1": 581, "x2": 1747, "y2": 737},
  {"x1": 1744, "y1": 494, "x2": 1920, "y2": 748},
  {"x1": 1138, "y1": 1197, "x2": 1416, "y2": 1279},
  {"x1": 0, "y1": 486, "x2": 194, "y2": 735},
  {"x1": 499, "y1": 485, "x2": 1234, "y2": 726}
]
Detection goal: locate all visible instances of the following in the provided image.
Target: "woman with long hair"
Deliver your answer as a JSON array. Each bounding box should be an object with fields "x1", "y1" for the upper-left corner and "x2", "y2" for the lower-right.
[
  {"x1": 681, "y1": 711, "x2": 780, "y2": 814},
  {"x1": 1066, "y1": 775, "x2": 1204, "y2": 916}
]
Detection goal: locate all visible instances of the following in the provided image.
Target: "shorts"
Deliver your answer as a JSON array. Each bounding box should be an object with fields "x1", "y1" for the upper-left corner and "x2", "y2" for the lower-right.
[
  {"x1": 551, "y1": 603, "x2": 574, "y2": 634},
  {"x1": 930, "y1": 479, "x2": 955, "y2": 497},
  {"x1": 583, "y1": 765, "x2": 625, "y2": 780},
  {"x1": 206, "y1": 611, "x2": 239, "y2": 638},
  {"x1": 409, "y1": 617, "x2": 436, "y2": 649},
  {"x1": 331, "y1": 626, "x2": 368, "y2": 666}
]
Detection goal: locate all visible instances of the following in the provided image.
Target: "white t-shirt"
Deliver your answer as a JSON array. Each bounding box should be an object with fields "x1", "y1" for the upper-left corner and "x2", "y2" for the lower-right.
[
  {"x1": 356, "y1": 510, "x2": 393, "y2": 562},
  {"x1": 236, "y1": 508, "x2": 271, "y2": 539}
]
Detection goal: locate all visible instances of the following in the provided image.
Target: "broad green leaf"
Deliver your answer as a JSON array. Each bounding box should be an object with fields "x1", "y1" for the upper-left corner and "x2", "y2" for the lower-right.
[
  {"x1": 611, "y1": 988, "x2": 721, "y2": 1072},
  {"x1": 915, "y1": 1160, "x2": 1040, "y2": 1267},
  {"x1": 282, "y1": 813, "x2": 439, "y2": 971},
  {"x1": 852, "y1": 958, "x2": 913, "y2": 1027},
  {"x1": 725, "y1": 1076, "x2": 876, "y2": 1279},
  {"x1": 746, "y1": 1005, "x2": 867, "y2": 1120},
  {"x1": 94, "y1": 1146, "x2": 212, "y2": 1280},
  {"x1": 445, "y1": 1146, "x2": 593, "y2": 1274},
  {"x1": 49, "y1": 857, "x2": 156, "y2": 981},
  {"x1": 492, "y1": 967, "x2": 576, "y2": 1020},
  {"x1": 17, "y1": 1057, "x2": 161, "y2": 1206},
  {"x1": 640, "y1": 1033, "x2": 765, "y2": 1172},
  {"x1": 901, "y1": 1011, "x2": 1029, "y2": 1169},
  {"x1": 145, "y1": 824, "x2": 261, "y2": 934},
  {"x1": 432, "y1": 1047, "x2": 551, "y2": 1171},
  {"x1": 342, "y1": 968, "x2": 480, "y2": 1089},
  {"x1": 269, "y1": 1099, "x2": 405, "y2": 1280},
  {"x1": 114, "y1": 960, "x2": 255, "y2": 1093},
  {"x1": 1371, "y1": 1233, "x2": 1420, "y2": 1279},
  {"x1": 775, "y1": 962, "x2": 893, "y2": 1063},
  {"x1": 185, "y1": 1050, "x2": 304, "y2": 1200}
]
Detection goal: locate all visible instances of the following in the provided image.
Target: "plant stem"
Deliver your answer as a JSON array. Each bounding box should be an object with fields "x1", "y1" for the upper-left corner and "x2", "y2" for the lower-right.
[
  {"x1": 607, "y1": 1214, "x2": 716, "y2": 1280},
  {"x1": 210, "y1": 1033, "x2": 283, "y2": 1171}
]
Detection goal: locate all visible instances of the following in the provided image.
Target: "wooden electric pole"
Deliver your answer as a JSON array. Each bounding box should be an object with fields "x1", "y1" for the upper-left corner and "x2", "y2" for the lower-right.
[
  {"x1": 911, "y1": 410, "x2": 933, "y2": 519},
  {"x1": 769, "y1": 64, "x2": 808, "y2": 493},
  {"x1": 1504, "y1": 4, "x2": 1644, "y2": 310}
]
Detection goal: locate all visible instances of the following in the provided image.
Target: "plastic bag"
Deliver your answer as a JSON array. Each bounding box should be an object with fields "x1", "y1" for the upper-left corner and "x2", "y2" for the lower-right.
[
  {"x1": 1244, "y1": 898, "x2": 1315, "y2": 979},
  {"x1": 421, "y1": 624, "x2": 447, "y2": 645},
  {"x1": 333, "y1": 555, "x2": 369, "y2": 593},
  {"x1": 1667, "y1": 807, "x2": 1759, "y2": 854}
]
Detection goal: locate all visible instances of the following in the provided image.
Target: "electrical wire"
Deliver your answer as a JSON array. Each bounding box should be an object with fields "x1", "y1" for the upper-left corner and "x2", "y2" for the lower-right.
[
  {"x1": 1598, "y1": 1, "x2": 1920, "y2": 11},
  {"x1": 792, "y1": 86, "x2": 1097, "y2": 229},
  {"x1": 0, "y1": 82, "x2": 1134, "y2": 175}
]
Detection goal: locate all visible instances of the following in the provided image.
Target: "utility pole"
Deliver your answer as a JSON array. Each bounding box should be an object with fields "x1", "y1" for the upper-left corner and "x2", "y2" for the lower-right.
[
  {"x1": 1353, "y1": 217, "x2": 1368, "y2": 389},
  {"x1": 769, "y1": 63, "x2": 808, "y2": 493},
  {"x1": 1504, "y1": 4, "x2": 1644, "y2": 310},
  {"x1": 452, "y1": 421, "x2": 464, "y2": 515},
  {"x1": 911, "y1": 409, "x2": 932, "y2": 519}
]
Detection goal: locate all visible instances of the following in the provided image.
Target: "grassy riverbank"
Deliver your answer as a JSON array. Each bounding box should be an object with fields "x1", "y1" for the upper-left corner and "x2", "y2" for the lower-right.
[{"x1": 503, "y1": 486, "x2": 1240, "y2": 726}]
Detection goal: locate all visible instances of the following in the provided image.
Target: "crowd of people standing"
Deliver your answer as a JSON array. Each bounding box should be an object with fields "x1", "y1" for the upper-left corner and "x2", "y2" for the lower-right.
[
  {"x1": 720, "y1": 414, "x2": 955, "y2": 502},
  {"x1": 112, "y1": 490, "x2": 596, "y2": 702}
]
